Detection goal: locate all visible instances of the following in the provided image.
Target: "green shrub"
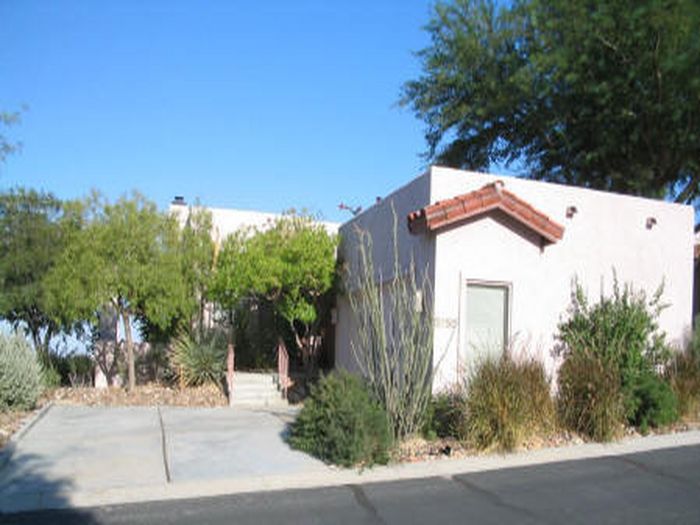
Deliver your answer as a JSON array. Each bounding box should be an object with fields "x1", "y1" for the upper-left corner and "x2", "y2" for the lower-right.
[
  {"x1": 557, "y1": 277, "x2": 674, "y2": 433},
  {"x1": 40, "y1": 365, "x2": 62, "y2": 389},
  {"x1": 557, "y1": 349, "x2": 625, "y2": 441},
  {"x1": 49, "y1": 352, "x2": 94, "y2": 387},
  {"x1": 0, "y1": 332, "x2": 43, "y2": 410},
  {"x1": 627, "y1": 372, "x2": 678, "y2": 432},
  {"x1": 170, "y1": 330, "x2": 227, "y2": 387},
  {"x1": 558, "y1": 278, "x2": 667, "y2": 389},
  {"x1": 422, "y1": 390, "x2": 466, "y2": 440},
  {"x1": 289, "y1": 371, "x2": 392, "y2": 467},
  {"x1": 465, "y1": 356, "x2": 554, "y2": 451},
  {"x1": 668, "y1": 348, "x2": 700, "y2": 419}
]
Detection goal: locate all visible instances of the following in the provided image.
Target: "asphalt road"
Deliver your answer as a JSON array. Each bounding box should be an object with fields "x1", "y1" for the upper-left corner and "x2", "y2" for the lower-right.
[{"x1": 4, "y1": 444, "x2": 700, "y2": 525}]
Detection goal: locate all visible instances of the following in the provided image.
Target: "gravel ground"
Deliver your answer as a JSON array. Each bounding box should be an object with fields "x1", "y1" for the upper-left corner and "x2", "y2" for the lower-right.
[{"x1": 394, "y1": 420, "x2": 700, "y2": 463}]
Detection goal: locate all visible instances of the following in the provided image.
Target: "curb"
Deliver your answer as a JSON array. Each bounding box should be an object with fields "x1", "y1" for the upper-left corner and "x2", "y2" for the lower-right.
[
  {"x1": 0, "y1": 402, "x2": 53, "y2": 473},
  {"x1": 6, "y1": 427, "x2": 699, "y2": 514}
]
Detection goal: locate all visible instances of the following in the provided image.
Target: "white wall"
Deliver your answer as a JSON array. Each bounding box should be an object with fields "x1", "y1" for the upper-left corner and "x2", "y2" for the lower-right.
[
  {"x1": 169, "y1": 204, "x2": 339, "y2": 243},
  {"x1": 430, "y1": 167, "x2": 695, "y2": 390}
]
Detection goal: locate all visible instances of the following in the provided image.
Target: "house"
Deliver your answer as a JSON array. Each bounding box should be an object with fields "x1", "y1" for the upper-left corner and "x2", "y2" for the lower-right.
[
  {"x1": 168, "y1": 197, "x2": 339, "y2": 242},
  {"x1": 334, "y1": 166, "x2": 694, "y2": 391}
]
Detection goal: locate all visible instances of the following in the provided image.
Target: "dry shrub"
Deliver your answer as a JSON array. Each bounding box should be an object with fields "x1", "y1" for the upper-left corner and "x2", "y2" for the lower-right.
[
  {"x1": 465, "y1": 355, "x2": 554, "y2": 451},
  {"x1": 557, "y1": 349, "x2": 625, "y2": 442},
  {"x1": 667, "y1": 349, "x2": 700, "y2": 420}
]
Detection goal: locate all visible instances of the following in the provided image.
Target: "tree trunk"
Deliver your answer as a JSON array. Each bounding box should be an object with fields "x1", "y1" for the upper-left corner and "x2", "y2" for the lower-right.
[
  {"x1": 29, "y1": 324, "x2": 52, "y2": 367},
  {"x1": 122, "y1": 310, "x2": 136, "y2": 392}
]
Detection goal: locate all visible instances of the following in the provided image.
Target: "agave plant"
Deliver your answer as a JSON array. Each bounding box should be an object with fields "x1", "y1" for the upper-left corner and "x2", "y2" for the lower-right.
[{"x1": 170, "y1": 330, "x2": 228, "y2": 388}]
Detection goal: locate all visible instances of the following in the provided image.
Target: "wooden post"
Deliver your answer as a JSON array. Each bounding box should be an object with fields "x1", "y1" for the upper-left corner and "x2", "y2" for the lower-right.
[{"x1": 226, "y1": 342, "x2": 235, "y2": 407}]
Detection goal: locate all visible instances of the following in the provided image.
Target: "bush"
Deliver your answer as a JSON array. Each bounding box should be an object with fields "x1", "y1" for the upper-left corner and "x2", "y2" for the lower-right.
[
  {"x1": 557, "y1": 350, "x2": 625, "y2": 441},
  {"x1": 557, "y1": 277, "x2": 674, "y2": 433},
  {"x1": 170, "y1": 330, "x2": 227, "y2": 388},
  {"x1": 0, "y1": 332, "x2": 43, "y2": 410},
  {"x1": 627, "y1": 372, "x2": 678, "y2": 432},
  {"x1": 668, "y1": 348, "x2": 700, "y2": 419},
  {"x1": 289, "y1": 371, "x2": 392, "y2": 467},
  {"x1": 465, "y1": 356, "x2": 554, "y2": 451},
  {"x1": 422, "y1": 390, "x2": 466, "y2": 440},
  {"x1": 40, "y1": 365, "x2": 62, "y2": 389},
  {"x1": 558, "y1": 278, "x2": 667, "y2": 389},
  {"x1": 49, "y1": 352, "x2": 94, "y2": 387}
]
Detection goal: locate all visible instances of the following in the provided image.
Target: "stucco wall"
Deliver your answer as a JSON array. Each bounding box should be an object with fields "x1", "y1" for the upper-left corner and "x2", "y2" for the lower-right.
[
  {"x1": 430, "y1": 166, "x2": 695, "y2": 390},
  {"x1": 169, "y1": 204, "x2": 339, "y2": 243},
  {"x1": 335, "y1": 174, "x2": 435, "y2": 375}
]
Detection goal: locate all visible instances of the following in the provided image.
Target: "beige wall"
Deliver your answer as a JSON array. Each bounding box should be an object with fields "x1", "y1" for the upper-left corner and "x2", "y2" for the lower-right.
[
  {"x1": 335, "y1": 174, "x2": 435, "y2": 374},
  {"x1": 431, "y1": 167, "x2": 694, "y2": 390}
]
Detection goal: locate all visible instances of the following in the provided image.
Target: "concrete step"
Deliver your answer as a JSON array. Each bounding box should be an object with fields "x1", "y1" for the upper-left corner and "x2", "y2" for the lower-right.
[
  {"x1": 229, "y1": 372, "x2": 288, "y2": 408},
  {"x1": 233, "y1": 373, "x2": 277, "y2": 385},
  {"x1": 230, "y1": 393, "x2": 288, "y2": 408}
]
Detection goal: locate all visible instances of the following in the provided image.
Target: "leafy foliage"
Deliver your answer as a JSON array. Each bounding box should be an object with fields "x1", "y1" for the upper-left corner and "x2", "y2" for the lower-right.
[
  {"x1": 556, "y1": 277, "x2": 674, "y2": 437},
  {"x1": 558, "y1": 349, "x2": 625, "y2": 442},
  {"x1": 0, "y1": 188, "x2": 68, "y2": 355},
  {"x1": 0, "y1": 109, "x2": 22, "y2": 166},
  {"x1": 422, "y1": 390, "x2": 466, "y2": 440},
  {"x1": 627, "y1": 371, "x2": 678, "y2": 432},
  {"x1": 557, "y1": 277, "x2": 668, "y2": 396},
  {"x1": 48, "y1": 352, "x2": 94, "y2": 387},
  {"x1": 402, "y1": 0, "x2": 700, "y2": 203},
  {"x1": 289, "y1": 371, "x2": 392, "y2": 467},
  {"x1": 0, "y1": 331, "x2": 43, "y2": 410},
  {"x1": 465, "y1": 355, "x2": 554, "y2": 451},
  {"x1": 170, "y1": 330, "x2": 227, "y2": 388},
  {"x1": 177, "y1": 205, "x2": 216, "y2": 339},
  {"x1": 46, "y1": 193, "x2": 190, "y2": 390},
  {"x1": 212, "y1": 214, "x2": 337, "y2": 372}
]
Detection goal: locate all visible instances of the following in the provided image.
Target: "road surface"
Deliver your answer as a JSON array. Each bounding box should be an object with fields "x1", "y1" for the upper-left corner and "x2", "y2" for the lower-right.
[{"x1": 4, "y1": 444, "x2": 699, "y2": 524}]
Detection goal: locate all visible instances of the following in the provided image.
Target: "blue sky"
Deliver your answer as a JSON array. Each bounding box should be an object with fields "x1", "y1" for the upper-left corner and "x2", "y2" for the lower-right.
[{"x1": 0, "y1": 0, "x2": 466, "y2": 223}]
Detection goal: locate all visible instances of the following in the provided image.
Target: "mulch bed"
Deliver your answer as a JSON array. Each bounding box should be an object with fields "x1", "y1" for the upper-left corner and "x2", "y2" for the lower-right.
[
  {"x1": 394, "y1": 419, "x2": 700, "y2": 463},
  {"x1": 0, "y1": 408, "x2": 42, "y2": 449},
  {"x1": 49, "y1": 384, "x2": 228, "y2": 407}
]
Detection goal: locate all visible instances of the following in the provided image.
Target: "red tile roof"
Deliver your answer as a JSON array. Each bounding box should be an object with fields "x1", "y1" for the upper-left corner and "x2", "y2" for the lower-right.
[{"x1": 407, "y1": 181, "x2": 565, "y2": 243}]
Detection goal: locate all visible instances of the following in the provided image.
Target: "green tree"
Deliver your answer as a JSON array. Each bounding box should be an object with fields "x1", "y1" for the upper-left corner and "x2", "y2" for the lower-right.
[
  {"x1": 0, "y1": 189, "x2": 69, "y2": 358},
  {"x1": 0, "y1": 109, "x2": 22, "y2": 166},
  {"x1": 401, "y1": 0, "x2": 700, "y2": 203},
  {"x1": 211, "y1": 215, "x2": 337, "y2": 373},
  {"x1": 210, "y1": 229, "x2": 250, "y2": 317},
  {"x1": 178, "y1": 205, "x2": 216, "y2": 340},
  {"x1": 46, "y1": 193, "x2": 189, "y2": 391}
]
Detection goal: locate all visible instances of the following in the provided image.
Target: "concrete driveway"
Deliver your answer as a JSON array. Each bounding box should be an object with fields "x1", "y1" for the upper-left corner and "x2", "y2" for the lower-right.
[{"x1": 0, "y1": 405, "x2": 330, "y2": 513}]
